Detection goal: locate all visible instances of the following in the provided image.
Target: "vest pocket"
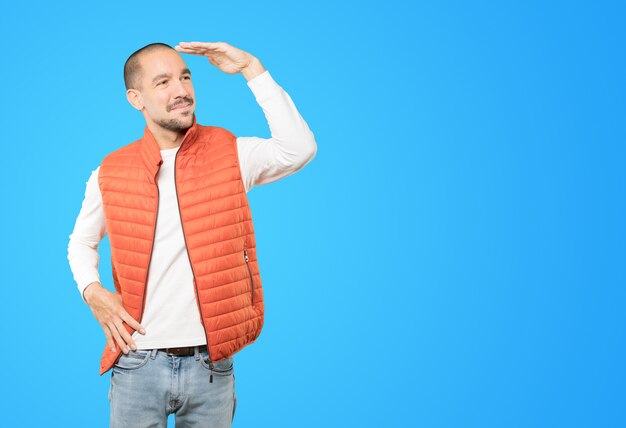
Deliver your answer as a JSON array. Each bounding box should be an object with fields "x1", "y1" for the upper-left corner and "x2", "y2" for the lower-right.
[{"x1": 243, "y1": 249, "x2": 255, "y2": 305}]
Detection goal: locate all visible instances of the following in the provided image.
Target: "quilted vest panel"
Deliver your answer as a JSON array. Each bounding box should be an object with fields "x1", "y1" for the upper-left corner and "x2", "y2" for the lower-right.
[{"x1": 96, "y1": 117, "x2": 264, "y2": 376}]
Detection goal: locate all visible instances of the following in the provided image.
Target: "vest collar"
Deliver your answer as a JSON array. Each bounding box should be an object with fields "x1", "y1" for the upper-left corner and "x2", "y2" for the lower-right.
[{"x1": 140, "y1": 114, "x2": 199, "y2": 183}]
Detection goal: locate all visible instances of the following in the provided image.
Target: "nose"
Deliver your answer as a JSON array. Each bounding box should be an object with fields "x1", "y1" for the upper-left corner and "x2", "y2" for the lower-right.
[{"x1": 172, "y1": 78, "x2": 191, "y2": 99}]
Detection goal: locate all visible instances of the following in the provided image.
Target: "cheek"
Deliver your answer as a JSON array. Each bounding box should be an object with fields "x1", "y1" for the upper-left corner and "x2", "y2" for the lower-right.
[
  {"x1": 186, "y1": 85, "x2": 195, "y2": 99},
  {"x1": 158, "y1": 94, "x2": 171, "y2": 108}
]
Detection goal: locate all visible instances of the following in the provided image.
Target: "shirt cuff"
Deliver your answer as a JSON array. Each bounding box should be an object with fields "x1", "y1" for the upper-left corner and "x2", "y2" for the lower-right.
[
  {"x1": 246, "y1": 70, "x2": 283, "y2": 104},
  {"x1": 78, "y1": 276, "x2": 100, "y2": 304}
]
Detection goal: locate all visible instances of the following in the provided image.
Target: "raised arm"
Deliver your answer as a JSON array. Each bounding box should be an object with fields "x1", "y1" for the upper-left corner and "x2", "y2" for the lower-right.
[
  {"x1": 173, "y1": 40, "x2": 317, "y2": 192},
  {"x1": 237, "y1": 70, "x2": 317, "y2": 192}
]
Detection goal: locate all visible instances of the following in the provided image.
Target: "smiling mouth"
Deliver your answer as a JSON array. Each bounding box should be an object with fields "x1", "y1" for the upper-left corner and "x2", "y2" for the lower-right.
[{"x1": 171, "y1": 103, "x2": 192, "y2": 111}]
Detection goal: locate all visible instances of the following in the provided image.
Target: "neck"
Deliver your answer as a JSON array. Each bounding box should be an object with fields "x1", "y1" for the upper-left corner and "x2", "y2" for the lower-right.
[{"x1": 146, "y1": 121, "x2": 189, "y2": 150}]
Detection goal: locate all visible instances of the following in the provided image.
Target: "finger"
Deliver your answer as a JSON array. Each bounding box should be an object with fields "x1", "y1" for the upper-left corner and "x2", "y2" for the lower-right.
[
  {"x1": 114, "y1": 319, "x2": 137, "y2": 351},
  {"x1": 176, "y1": 43, "x2": 207, "y2": 51},
  {"x1": 175, "y1": 43, "x2": 204, "y2": 50},
  {"x1": 175, "y1": 47, "x2": 213, "y2": 57},
  {"x1": 176, "y1": 46, "x2": 218, "y2": 54},
  {"x1": 119, "y1": 310, "x2": 146, "y2": 335},
  {"x1": 108, "y1": 321, "x2": 130, "y2": 354},
  {"x1": 175, "y1": 49, "x2": 208, "y2": 56},
  {"x1": 183, "y1": 41, "x2": 218, "y2": 48},
  {"x1": 103, "y1": 324, "x2": 116, "y2": 352},
  {"x1": 184, "y1": 42, "x2": 226, "y2": 52}
]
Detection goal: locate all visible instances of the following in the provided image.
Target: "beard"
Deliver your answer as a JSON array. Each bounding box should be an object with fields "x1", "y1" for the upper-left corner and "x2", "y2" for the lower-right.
[
  {"x1": 156, "y1": 98, "x2": 195, "y2": 132},
  {"x1": 155, "y1": 113, "x2": 194, "y2": 133}
]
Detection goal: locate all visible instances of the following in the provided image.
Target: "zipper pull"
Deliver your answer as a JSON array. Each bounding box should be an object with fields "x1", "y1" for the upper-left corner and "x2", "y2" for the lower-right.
[
  {"x1": 209, "y1": 360, "x2": 214, "y2": 383},
  {"x1": 244, "y1": 249, "x2": 249, "y2": 262}
]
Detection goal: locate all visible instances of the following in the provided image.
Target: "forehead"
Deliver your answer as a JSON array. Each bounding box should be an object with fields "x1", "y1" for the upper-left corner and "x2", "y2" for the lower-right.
[{"x1": 140, "y1": 49, "x2": 189, "y2": 77}]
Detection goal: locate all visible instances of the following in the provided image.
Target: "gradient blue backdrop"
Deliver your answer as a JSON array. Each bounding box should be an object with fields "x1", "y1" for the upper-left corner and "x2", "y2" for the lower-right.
[{"x1": 1, "y1": 1, "x2": 624, "y2": 427}]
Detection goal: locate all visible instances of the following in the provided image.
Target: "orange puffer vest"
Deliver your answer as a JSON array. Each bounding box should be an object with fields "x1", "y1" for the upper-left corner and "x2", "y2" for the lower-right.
[{"x1": 96, "y1": 116, "x2": 264, "y2": 376}]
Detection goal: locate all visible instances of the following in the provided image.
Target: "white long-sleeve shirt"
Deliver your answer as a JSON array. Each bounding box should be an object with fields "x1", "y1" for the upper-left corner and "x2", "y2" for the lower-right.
[{"x1": 67, "y1": 70, "x2": 317, "y2": 349}]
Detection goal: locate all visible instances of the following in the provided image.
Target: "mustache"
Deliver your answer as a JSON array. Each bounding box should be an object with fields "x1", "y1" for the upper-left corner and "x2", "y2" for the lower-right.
[{"x1": 168, "y1": 98, "x2": 194, "y2": 112}]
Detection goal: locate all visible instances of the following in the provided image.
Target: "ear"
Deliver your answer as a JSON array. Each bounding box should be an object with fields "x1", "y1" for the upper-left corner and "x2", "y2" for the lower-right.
[{"x1": 126, "y1": 89, "x2": 144, "y2": 111}]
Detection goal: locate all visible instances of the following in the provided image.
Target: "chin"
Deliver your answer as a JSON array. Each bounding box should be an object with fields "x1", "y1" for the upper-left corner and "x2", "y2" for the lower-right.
[
  {"x1": 183, "y1": 114, "x2": 194, "y2": 127},
  {"x1": 156, "y1": 116, "x2": 194, "y2": 133}
]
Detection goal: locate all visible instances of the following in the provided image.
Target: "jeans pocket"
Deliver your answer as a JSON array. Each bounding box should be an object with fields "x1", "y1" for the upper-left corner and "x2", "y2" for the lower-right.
[
  {"x1": 199, "y1": 353, "x2": 234, "y2": 376},
  {"x1": 113, "y1": 349, "x2": 151, "y2": 371}
]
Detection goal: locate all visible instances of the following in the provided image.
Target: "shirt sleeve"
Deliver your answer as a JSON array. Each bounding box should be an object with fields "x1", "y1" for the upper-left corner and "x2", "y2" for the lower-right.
[
  {"x1": 237, "y1": 70, "x2": 318, "y2": 193},
  {"x1": 67, "y1": 167, "x2": 107, "y2": 304}
]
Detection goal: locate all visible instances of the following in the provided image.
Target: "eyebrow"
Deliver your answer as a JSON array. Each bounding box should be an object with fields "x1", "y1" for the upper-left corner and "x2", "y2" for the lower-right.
[{"x1": 151, "y1": 68, "x2": 192, "y2": 85}]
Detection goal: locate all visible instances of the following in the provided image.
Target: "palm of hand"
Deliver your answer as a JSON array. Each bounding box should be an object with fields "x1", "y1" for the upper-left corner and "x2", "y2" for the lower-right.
[{"x1": 174, "y1": 41, "x2": 253, "y2": 75}]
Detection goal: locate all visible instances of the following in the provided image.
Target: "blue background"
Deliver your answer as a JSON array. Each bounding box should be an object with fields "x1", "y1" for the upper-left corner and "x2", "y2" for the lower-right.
[{"x1": 1, "y1": 0, "x2": 624, "y2": 427}]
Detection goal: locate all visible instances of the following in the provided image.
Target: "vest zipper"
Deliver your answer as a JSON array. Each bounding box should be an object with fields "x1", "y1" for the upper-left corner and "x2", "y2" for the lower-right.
[
  {"x1": 173, "y1": 144, "x2": 215, "y2": 383},
  {"x1": 243, "y1": 239, "x2": 255, "y2": 305}
]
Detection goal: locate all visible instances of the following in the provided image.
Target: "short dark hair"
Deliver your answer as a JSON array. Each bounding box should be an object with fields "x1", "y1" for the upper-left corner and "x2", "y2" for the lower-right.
[{"x1": 124, "y1": 43, "x2": 175, "y2": 90}]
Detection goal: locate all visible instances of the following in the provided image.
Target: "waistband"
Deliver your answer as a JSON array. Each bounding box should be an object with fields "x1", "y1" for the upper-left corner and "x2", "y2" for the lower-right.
[{"x1": 154, "y1": 344, "x2": 208, "y2": 356}]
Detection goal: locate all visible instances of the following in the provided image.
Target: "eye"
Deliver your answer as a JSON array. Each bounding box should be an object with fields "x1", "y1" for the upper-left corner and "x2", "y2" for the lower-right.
[
  {"x1": 158, "y1": 80, "x2": 168, "y2": 86},
  {"x1": 183, "y1": 76, "x2": 191, "y2": 80}
]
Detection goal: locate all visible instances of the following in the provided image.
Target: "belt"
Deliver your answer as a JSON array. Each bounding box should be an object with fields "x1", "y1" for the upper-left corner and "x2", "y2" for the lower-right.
[{"x1": 156, "y1": 344, "x2": 207, "y2": 356}]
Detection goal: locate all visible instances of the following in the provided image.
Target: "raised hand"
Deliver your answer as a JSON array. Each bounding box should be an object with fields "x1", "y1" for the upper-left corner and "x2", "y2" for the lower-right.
[{"x1": 174, "y1": 41, "x2": 256, "y2": 75}]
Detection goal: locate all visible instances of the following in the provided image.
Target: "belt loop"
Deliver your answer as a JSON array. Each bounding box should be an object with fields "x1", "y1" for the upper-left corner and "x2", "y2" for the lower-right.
[
  {"x1": 150, "y1": 348, "x2": 158, "y2": 359},
  {"x1": 194, "y1": 346, "x2": 200, "y2": 361}
]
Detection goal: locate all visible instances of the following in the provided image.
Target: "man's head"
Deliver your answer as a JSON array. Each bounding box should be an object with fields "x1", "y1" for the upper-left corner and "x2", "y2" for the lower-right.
[{"x1": 124, "y1": 43, "x2": 196, "y2": 133}]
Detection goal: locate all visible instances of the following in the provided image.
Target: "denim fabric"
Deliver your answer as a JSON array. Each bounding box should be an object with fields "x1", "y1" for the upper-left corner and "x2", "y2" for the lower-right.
[{"x1": 108, "y1": 346, "x2": 236, "y2": 428}]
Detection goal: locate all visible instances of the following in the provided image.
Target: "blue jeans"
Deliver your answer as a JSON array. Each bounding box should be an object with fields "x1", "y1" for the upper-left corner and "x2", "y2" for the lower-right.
[{"x1": 108, "y1": 346, "x2": 237, "y2": 428}]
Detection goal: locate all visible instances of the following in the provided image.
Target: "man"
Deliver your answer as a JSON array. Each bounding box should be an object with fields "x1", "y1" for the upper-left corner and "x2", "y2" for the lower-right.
[{"x1": 67, "y1": 41, "x2": 317, "y2": 427}]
